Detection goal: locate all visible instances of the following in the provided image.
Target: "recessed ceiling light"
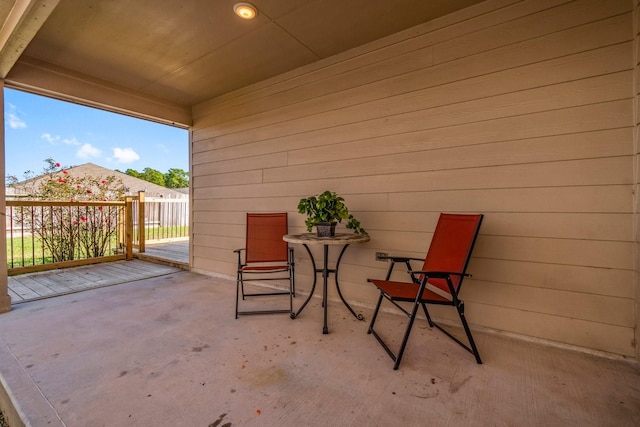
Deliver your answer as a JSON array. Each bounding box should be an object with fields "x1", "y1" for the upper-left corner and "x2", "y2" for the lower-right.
[{"x1": 234, "y1": 2, "x2": 257, "y2": 20}]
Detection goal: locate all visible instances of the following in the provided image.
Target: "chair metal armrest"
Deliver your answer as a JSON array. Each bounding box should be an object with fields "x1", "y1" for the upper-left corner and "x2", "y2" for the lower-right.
[
  {"x1": 410, "y1": 271, "x2": 469, "y2": 278},
  {"x1": 234, "y1": 248, "x2": 246, "y2": 269},
  {"x1": 377, "y1": 255, "x2": 424, "y2": 281},
  {"x1": 378, "y1": 255, "x2": 423, "y2": 263},
  {"x1": 409, "y1": 271, "x2": 470, "y2": 296}
]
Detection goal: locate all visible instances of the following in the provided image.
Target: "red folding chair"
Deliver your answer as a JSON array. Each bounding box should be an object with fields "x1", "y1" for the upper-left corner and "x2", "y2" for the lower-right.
[
  {"x1": 367, "y1": 213, "x2": 483, "y2": 369},
  {"x1": 234, "y1": 213, "x2": 295, "y2": 318}
]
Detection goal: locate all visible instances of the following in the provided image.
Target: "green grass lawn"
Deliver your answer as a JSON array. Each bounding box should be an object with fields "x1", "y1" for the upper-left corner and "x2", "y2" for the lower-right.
[
  {"x1": 6, "y1": 233, "x2": 119, "y2": 268},
  {"x1": 136, "y1": 225, "x2": 189, "y2": 240},
  {"x1": 7, "y1": 233, "x2": 53, "y2": 267}
]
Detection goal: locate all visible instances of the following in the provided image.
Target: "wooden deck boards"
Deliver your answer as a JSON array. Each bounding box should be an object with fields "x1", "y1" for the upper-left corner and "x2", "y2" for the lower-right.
[
  {"x1": 7, "y1": 240, "x2": 189, "y2": 305},
  {"x1": 138, "y1": 240, "x2": 189, "y2": 264}
]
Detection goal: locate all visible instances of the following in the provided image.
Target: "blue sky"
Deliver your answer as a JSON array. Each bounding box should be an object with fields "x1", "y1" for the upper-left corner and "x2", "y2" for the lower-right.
[{"x1": 4, "y1": 88, "x2": 188, "y2": 180}]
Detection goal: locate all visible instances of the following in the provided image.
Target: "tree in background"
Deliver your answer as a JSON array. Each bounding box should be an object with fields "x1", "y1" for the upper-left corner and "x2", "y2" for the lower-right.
[
  {"x1": 164, "y1": 168, "x2": 189, "y2": 188},
  {"x1": 141, "y1": 167, "x2": 165, "y2": 187},
  {"x1": 118, "y1": 167, "x2": 189, "y2": 188},
  {"x1": 124, "y1": 168, "x2": 141, "y2": 179}
]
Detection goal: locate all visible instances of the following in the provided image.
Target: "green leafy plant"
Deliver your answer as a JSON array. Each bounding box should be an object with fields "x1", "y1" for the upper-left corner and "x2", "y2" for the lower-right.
[
  {"x1": 10, "y1": 158, "x2": 125, "y2": 262},
  {"x1": 297, "y1": 190, "x2": 367, "y2": 235}
]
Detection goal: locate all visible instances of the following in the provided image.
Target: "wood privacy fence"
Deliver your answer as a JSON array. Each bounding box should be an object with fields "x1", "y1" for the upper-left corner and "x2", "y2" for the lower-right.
[
  {"x1": 131, "y1": 192, "x2": 189, "y2": 253},
  {"x1": 5, "y1": 192, "x2": 189, "y2": 274}
]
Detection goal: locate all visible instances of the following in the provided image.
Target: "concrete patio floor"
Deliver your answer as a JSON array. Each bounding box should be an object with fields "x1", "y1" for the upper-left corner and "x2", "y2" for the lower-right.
[{"x1": 1, "y1": 269, "x2": 639, "y2": 426}]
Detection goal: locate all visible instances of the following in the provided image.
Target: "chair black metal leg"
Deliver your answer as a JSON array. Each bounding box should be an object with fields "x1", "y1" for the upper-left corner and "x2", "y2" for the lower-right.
[
  {"x1": 240, "y1": 274, "x2": 246, "y2": 300},
  {"x1": 367, "y1": 292, "x2": 385, "y2": 334},
  {"x1": 367, "y1": 294, "x2": 399, "y2": 364},
  {"x1": 457, "y1": 302, "x2": 482, "y2": 364},
  {"x1": 235, "y1": 272, "x2": 241, "y2": 319},
  {"x1": 393, "y1": 301, "x2": 421, "y2": 370},
  {"x1": 235, "y1": 267, "x2": 295, "y2": 317},
  {"x1": 421, "y1": 302, "x2": 434, "y2": 327}
]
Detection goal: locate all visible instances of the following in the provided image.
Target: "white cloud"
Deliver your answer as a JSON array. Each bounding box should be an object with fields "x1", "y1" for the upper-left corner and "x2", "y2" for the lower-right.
[
  {"x1": 41, "y1": 133, "x2": 60, "y2": 144},
  {"x1": 63, "y1": 137, "x2": 81, "y2": 146},
  {"x1": 112, "y1": 147, "x2": 140, "y2": 163},
  {"x1": 6, "y1": 104, "x2": 26, "y2": 129},
  {"x1": 77, "y1": 143, "x2": 102, "y2": 159},
  {"x1": 41, "y1": 133, "x2": 81, "y2": 146},
  {"x1": 8, "y1": 113, "x2": 26, "y2": 129}
]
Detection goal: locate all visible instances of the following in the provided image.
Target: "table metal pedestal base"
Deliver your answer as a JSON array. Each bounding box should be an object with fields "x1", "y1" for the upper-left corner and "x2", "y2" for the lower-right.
[{"x1": 291, "y1": 243, "x2": 364, "y2": 334}]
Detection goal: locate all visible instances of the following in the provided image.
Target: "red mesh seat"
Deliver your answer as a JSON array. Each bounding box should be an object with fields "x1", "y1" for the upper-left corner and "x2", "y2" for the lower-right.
[
  {"x1": 368, "y1": 213, "x2": 483, "y2": 369},
  {"x1": 234, "y1": 213, "x2": 295, "y2": 317}
]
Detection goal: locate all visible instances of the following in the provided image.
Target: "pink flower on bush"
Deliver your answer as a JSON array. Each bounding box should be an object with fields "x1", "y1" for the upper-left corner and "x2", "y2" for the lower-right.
[
  {"x1": 73, "y1": 221, "x2": 78, "y2": 225},
  {"x1": 80, "y1": 216, "x2": 87, "y2": 222},
  {"x1": 55, "y1": 162, "x2": 60, "y2": 167},
  {"x1": 86, "y1": 189, "x2": 92, "y2": 194},
  {"x1": 62, "y1": 170, "x2": 68, "y2": 175},
  {"x1": 77, "y1": 185, "x2": 82, "y2": 189},
  {"x1": 58, "y1": 178, "x2": 66, "y2": 183},
  {"x1": 101, "y1": 180, "x2": 106, "y2": 185}
]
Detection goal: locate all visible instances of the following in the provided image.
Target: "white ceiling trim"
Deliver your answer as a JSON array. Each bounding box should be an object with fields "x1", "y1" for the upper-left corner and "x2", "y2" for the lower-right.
[{"x1": 0, "y1": 0, "x2": 60, "y2": 78}]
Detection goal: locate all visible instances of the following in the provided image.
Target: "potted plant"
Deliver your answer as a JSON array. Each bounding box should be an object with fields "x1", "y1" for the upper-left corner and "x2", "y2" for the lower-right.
[{"x1": 297, "y1": 190, "x2": 367, "y2": 237}]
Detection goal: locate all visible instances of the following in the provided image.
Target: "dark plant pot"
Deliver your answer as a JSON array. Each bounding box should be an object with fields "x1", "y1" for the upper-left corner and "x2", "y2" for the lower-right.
[{"x1": 316, "y1": 222, "x2": 337, "y2": 237}]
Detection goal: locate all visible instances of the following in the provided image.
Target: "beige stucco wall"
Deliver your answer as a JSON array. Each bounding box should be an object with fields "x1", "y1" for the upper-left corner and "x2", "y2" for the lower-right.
[{"x1": 191, "y1": 0, "x2": 636, "y2": 357}]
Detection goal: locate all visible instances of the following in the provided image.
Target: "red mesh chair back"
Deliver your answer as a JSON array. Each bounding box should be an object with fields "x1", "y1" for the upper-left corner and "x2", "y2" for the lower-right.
[
  {"x1": 245, "y1": 213, "x2": 289, "y2": 264},
  {"x1": 235, "y1": 212, "x2": 294, "y2": 318},
  {"x1": 420, "y1": 213, "x2": 483, "y2": 295}
]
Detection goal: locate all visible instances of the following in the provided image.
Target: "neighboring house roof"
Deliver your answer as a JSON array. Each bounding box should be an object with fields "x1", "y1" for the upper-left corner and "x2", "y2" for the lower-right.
[{"x1": 8, "y1": 163, "x2": 187, "y2": 199}]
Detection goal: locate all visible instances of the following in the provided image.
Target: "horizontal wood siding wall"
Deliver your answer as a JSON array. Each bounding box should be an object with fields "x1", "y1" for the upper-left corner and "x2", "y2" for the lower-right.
[
  {"x1": 633, "y1": 0, "x2": 640, "y2": 361},
  {"x1": 191, "y1": 0, "x2": 636, "y2": 356}
]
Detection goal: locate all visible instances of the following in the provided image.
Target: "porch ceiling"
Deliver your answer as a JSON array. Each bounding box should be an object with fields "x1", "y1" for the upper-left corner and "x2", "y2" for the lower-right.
[{"x1": 1, "y1": 0, "x2": 484, "y2": 124}]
